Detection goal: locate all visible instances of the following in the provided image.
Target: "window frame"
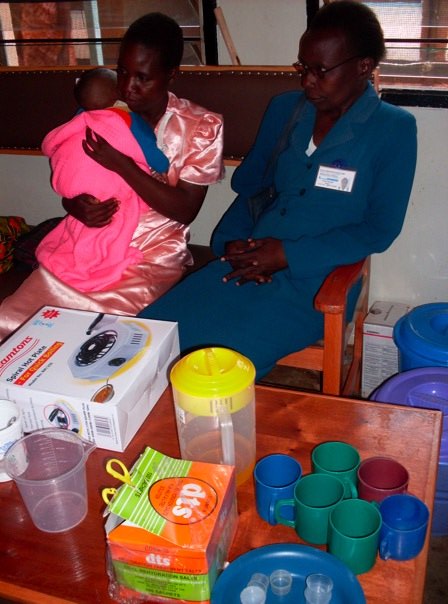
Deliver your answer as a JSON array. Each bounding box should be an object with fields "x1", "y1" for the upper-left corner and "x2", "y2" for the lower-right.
[
  {"x1": 0, "y1": 0, "x2": 219, "y2": 67},
  {"x1": 1, "y1": 0, "x2": 447, "y2": 108},
  {"x1": 307, "y1": 0, "x2": 448, "y2": 107}
]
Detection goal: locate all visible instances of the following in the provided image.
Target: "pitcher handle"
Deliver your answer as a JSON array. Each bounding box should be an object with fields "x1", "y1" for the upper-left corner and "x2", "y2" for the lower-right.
[{"x1": 218, "y1": 410, "x2": 235, "y2": 467}]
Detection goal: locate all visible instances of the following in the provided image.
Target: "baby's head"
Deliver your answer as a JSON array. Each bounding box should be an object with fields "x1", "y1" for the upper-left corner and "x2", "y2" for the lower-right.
[{"x1": 74, "y1": 67, "x2": 119, "y2": 111}]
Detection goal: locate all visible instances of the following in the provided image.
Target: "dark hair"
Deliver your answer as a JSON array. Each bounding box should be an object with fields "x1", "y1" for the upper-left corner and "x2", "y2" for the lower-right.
[
  {"x1": 309, "y1": 0, "x2": 386, "y2": 66},
  {"x1": 121, "y1": 12, "x2": 184, "y2": 72},
  {"x1": 74, "y1": 67, "x2": 117, "y2": 108}
]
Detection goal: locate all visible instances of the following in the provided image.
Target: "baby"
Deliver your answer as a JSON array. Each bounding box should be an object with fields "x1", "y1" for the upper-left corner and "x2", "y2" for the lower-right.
[
  {"x1": 38, "y1": 67, "x2": 172, "y2": 292},
  {"x1": 74, "y1": 67, "x2": 169, "y2": 174}
]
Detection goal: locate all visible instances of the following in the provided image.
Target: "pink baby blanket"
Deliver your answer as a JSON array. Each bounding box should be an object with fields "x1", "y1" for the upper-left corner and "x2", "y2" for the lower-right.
[{"x1": 38, "y1": 110, "x2": 151, "y2": 291}]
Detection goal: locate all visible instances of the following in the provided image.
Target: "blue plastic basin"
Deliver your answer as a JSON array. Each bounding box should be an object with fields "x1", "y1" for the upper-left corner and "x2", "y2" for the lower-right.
[
  {"x1": 372, "y1": 367, "x2": 448, "y2": 536},
  {"x1": 393, "y1": 303, "x2": 448, "y2": 371}
]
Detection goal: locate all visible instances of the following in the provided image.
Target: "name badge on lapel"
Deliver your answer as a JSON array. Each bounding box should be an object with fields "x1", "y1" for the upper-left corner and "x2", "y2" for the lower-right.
[{"x1": 315, "y1": 165, "x2": 356, "y2": 192}]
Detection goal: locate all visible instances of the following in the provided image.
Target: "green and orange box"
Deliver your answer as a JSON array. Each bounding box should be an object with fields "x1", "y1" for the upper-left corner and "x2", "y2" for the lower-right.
[{"x1": 105, "y1": 447, "x2": 237, "y2": 604}]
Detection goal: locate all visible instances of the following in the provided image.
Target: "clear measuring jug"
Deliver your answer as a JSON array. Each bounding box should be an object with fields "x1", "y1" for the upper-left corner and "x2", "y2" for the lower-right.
[
  {"x1": 170, "y1": 347, "x2": 256, "y2": 486},
  {"x1": 2, "y1": 428, "x2": 96, "y2": 532}
]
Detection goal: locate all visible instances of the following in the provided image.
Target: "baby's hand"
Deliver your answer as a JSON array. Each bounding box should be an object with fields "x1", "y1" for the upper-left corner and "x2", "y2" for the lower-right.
[{"x1": 83, "y1": 127, "x2": 129, "y2": 173}]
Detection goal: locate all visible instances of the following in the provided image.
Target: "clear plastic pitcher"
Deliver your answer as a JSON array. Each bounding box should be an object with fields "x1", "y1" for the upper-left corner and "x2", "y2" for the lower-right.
[
  {"x1": 2, "y1": 428, "x2": 96, "y2": 533},
  {"x1": 170, "y1": 347, "x2": 256, "y2": 486}
]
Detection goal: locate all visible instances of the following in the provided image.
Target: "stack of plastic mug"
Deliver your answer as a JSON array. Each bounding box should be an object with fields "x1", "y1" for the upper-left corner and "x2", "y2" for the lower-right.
[{"x1": 254, "y1": 440, "x2": 430, "y2": 575}]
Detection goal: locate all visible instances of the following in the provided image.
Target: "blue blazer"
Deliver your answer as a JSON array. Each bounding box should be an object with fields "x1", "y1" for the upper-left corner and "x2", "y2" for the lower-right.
[{"x1": 213, "y1": 82, "x2": 417, "y2": 283}]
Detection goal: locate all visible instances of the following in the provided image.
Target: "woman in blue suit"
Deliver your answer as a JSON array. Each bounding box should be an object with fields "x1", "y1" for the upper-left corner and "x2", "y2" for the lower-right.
[{"x1": 139, "y1": 1, "x2": 417, "y2": 379}]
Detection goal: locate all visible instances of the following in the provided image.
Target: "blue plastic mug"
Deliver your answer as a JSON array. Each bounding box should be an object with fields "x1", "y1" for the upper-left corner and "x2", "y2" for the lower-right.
[
  {"x1": 379, "y1": 494, "x2": 429, "y2": 561},
  {"x1": 254, "y1": 453, "x2": 302, "y2": 525}
]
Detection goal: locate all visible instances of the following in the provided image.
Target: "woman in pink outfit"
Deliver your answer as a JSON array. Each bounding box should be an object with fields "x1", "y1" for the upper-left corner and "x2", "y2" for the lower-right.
[{"x1": 0, "y1": 13, "x2": 223, "y2": 342}]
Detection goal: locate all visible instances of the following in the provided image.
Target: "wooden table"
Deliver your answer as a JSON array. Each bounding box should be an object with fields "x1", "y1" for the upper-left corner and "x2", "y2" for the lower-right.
[{"x1": 0, "y1": 386, "x2": 441, "y2": 604}]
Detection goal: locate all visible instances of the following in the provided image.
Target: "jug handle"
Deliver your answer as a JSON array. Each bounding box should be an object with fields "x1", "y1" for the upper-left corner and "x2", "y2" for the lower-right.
[{"x1": 218, "y1": 410, "x2": 235, "y2": 467}]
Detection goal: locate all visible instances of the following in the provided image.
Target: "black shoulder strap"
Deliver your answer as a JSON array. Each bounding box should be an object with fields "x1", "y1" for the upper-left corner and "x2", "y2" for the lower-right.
[
  {"x1": 263, "y1": 94, "x2": 307, "y2": 180},
  {"x1": 247, "y1": 95, "x2": 307, "y2": 223}
]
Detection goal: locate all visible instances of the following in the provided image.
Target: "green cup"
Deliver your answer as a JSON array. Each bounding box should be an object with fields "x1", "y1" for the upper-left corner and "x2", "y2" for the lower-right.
[
  {"x1": 311, "y1": 441, "x2": 360, "y2": 499},
  {"x1": 328, "y1": 498, "x2": 382, "y2": 575},
  {"x1": 274, "y1": 473, "x2": 345, "y2": 545}
]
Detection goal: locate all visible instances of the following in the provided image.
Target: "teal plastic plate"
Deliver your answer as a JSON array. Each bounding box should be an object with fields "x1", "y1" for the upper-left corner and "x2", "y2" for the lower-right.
[{"x1": 211, "y1": 543, "x2": 365, "y2": 603}]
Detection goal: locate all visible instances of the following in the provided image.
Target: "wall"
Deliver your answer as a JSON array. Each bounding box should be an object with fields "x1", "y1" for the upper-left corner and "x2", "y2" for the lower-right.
[
  {"x1": 369, "y1": 106, "x2": 448, "y2": 306},
  {"x1": 215, "y1": 0, "x2": 305, "y2": 66},
  {"x1": 0, "y1": 0, "x2": 447, "y2": 307}
]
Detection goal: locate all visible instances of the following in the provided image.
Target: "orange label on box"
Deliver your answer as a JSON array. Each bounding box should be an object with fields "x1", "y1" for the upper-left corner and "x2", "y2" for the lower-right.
[
  {"x1": 149, "y1": 477, "x2": 218, "y2": 525},
  {"x1": 14, "y1": 341, "x2": 64, "y2": 385}
]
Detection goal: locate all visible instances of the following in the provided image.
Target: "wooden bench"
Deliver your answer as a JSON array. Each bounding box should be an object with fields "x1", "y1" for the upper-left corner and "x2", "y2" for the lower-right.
[{"x1": 0, "y1": 65, "x2": 299, "y2": 160}]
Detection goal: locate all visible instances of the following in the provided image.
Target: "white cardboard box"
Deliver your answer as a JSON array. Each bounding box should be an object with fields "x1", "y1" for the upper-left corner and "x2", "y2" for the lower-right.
[
  {"x1": 361, "y1": 301, "x2": 412, "y2": 399},
  {"x1": 0, "y1": 307, "x2": 179, "y2": 451}
]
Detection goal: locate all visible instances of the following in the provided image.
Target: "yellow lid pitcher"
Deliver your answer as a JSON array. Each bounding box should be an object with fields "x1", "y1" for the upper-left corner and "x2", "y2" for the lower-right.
[{"x1": 170, "y1": 348, "x2": 256, "y2": 486}]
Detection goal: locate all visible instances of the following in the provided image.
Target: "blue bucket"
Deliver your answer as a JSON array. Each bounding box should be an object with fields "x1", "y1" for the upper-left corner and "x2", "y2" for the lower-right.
[
  {"x1": 393, "y1": 303, "x2": 448, "y2": 371},
  {"x1": 371, "y1": 367, "x2": 448, "y2": 536}
]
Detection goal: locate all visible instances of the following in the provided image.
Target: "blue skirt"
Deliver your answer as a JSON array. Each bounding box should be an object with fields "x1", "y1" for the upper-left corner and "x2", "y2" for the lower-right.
[{"x1": 138, "y1": 258, "x2": 329, "y2": 379}]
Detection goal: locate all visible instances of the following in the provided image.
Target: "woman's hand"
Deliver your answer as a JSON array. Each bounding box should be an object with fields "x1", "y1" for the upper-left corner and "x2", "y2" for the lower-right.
[
  {"x1": 82, "y1": 127, "x2": 132, "y2": 174},
  {"x1": 224, "y1": 239, "x2": 254, "y2": 260},
  {"x1": 221, "y1": 237, "x2": 287, "y2": 285},
  {"x1": 62, "y1": 194, "x2": 119, "y2": 227}
]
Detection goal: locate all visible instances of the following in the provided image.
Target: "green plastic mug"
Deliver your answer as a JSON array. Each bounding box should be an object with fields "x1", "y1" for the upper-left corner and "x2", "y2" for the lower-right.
[
  {"x1": 311, "y1": 441, "x2": 360, "y2": 499},
  {"x1": 328, "y1": 498, "x2": 382, "y2": 575},
  {"x1": 274, "y1": 473, "x2": 345, "y2": 545}
]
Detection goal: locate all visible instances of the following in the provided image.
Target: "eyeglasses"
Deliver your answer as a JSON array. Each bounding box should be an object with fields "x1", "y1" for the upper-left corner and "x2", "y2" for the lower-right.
[{"x1": 292, "y1": 55, "x2": 360, "y2": 79}]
